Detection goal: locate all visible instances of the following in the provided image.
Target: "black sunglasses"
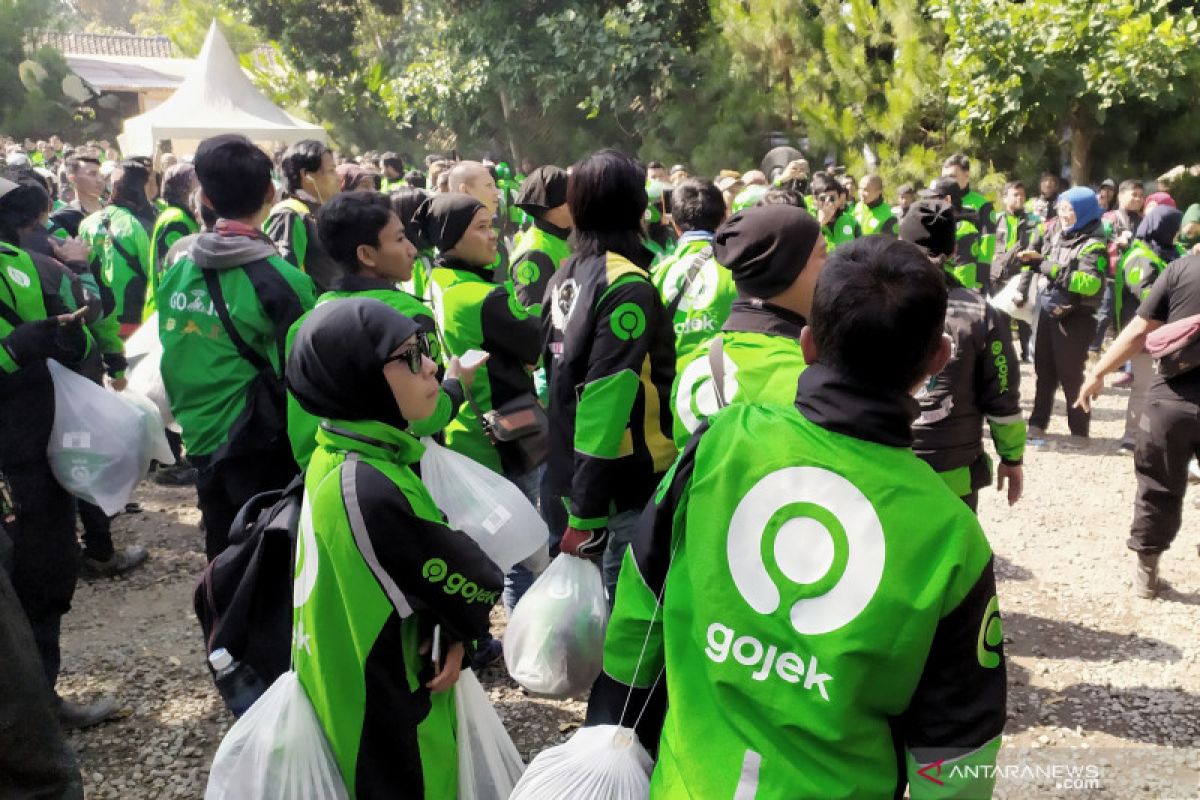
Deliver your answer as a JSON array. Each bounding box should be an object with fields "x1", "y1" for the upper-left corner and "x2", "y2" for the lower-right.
[{"x1": 383, "y1": 332, "x2": 432, "y2": 375}]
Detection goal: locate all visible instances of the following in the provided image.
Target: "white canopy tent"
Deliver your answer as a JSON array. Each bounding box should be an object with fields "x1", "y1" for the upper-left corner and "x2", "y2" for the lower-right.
[{"x1": 117, "y1": 22, "x2": 325, "y2": 157}]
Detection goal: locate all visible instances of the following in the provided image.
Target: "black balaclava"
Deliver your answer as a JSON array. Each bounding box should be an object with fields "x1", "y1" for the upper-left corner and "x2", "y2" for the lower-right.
[
  {"x1": 900, "y1": 199, "x2": 956, "y2": 259},
  {"x1": 713, "y1": 203, "x2": 822, "y2": 299},
  {"x1": 412, "y1": 192, "x2": 484, "y2": 252},
  {"x1": 514, "y1": 166, "x2": 569, "y2": 215},
  {"x1": 287, "y1": 297, "x2": 423, "y2": 431},
  {"x1": 1135, "y1": 205, "x2": 1183, "y2": 261}
]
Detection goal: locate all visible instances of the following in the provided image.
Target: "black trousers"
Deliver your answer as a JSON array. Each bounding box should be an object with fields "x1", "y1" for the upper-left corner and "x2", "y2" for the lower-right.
[
  {"x1": 1015, "y1": 320, "x2": 1032, "y2": 360},
  {"x1": 78, "y1": 501, "x2": 113, "y2": 561},
  {"x1": 0, "y1": 526, "x2": 84, "y2": 800},
  {"x1": 1030, "y1": 307, "x2": 1094, "y2": 436},
  {"x1": 192, "y1": 446, "x2": 298, "y2": 561},
  {"x1": 1129, "y1": 395, "x2": 1200, "y2": 554},
  {"x1": 1090, "y1": 280, "x2": 1115, "y2": 351},
  {"x1": 0, "y1": 363, "x2": 80, "y2": 690}
]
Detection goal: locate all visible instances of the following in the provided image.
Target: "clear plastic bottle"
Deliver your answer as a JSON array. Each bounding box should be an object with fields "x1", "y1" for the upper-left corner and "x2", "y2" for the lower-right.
[{"x1": 208, "y1": 648, "x2": 267, "y2": 717}]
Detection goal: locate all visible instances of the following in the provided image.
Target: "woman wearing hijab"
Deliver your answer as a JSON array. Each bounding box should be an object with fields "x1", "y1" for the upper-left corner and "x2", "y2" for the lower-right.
[
  {"x1": 508, "y1": 165, "x2": 572, "y2": 314},
  {"x1": 287, "y1": 298, "x2": 503, "y2": 800},
  {"x1": 336, "y1": 163, "x2": 378, "y2": 193},
  {"x1": 145, "y1": 163, "x2": 199, "y2": 315},
  {"x1": 1109, "y1": 205, "x2": 1185, "y2": 452},
  {"x1": 391, "y1": 187, "x2": 435, "y2": 302},
  {"x1": 418, "y1": 193, "x2": 542, "y2": 482},
  {"x1": 1025, "y1": 186, "x2": 1108, "y2": 448}
]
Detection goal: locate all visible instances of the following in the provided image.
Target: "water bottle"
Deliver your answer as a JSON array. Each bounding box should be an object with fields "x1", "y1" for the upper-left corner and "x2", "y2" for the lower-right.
[{"x1": 209, "y1": 648, "x2": 267, "y2": 717}]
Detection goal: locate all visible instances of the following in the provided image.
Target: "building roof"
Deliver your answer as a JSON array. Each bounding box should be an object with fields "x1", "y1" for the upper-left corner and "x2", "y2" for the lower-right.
[
  {"x1": 38, "y1": 31, "x2": 177, "y2": 59},
  {"x1": 65, "y1": 54, "x2": 193, "y2": 93}
]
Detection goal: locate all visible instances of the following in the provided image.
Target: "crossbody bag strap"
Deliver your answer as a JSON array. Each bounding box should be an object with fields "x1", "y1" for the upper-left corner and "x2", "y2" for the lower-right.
[
  {"x1": 707, "y1": 335, "x2": 728, "y2": 410},
  {"x1": 665, "y1": 245, "x2": 713, "y2": 317},
  {"x1": 202, "y1": 269, "x2": 272, "y2": 374},
  {"x1": 101, "y1": 213, "x2": 146, "y2": 279}
]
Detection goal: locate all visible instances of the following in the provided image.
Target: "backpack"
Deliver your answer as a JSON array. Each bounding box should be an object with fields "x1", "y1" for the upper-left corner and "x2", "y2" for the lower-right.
[{"x1": 194, "y1": 475, "x2": 304, "y2": 691}]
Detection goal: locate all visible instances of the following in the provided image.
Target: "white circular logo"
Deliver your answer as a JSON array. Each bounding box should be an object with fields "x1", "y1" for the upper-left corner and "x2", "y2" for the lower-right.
[
  {"x1": 293, "y1": 493, "x2": 319, "y2": 608},
  {"x1": 6, "y1": 265, "x2": 31, "y2": 288},
  {"x1": 674, "y1": 351, "x2": 739, "y2": 434},
  {"x1": 727, "y1": 467, "x2": 885, "y2": 635}
]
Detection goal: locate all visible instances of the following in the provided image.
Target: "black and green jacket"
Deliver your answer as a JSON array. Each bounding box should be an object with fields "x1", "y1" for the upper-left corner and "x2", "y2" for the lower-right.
[
  {"x1": 509, "y1": 219, "x2": 572, "y2": 315},
  {"x1": 990, "y1": 210, "x2": 1044, "y2": 289},
  {"x1": 1114, "y1": 239, "x2": 1169, "y2": 330},
  {"x1": 962, "y1": 187, "x2": 997, "y2": 268},
  {"x1": 822, "y1": 211, "x2": 861, "y2": 250},
  {"x1": 429, "y1": 256, "x2": 541, "y2": 475},
  {"x1": 853, "y1": 198, "x2": 898, "y2": 236},
  {"x1": 1023, "y1": 219, "x2": 1107, "y2": 316},
  {"x1": 1, "y1": 242, "x2": 88, "y2": 376},
  {"x1": 263, "y1": 192, "x2": 342, "y2": 292},
  {"x1": 295, "y1": 419, "x2": 502, "y2": 799},
  {"x1": 542, "y1": 250, "x2": 678, "y2": 530},
  {"x1": 913, "y1": 271, "x2": 1025, "y2": 498}
]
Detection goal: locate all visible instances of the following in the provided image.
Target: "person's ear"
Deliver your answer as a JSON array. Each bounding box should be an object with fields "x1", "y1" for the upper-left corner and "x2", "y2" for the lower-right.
[
  {"x1": 357, "y1": 242, "x2": 378, "y2": 269},
  {"x1": 800, "y1": 325, "x2": 819, "y2": 364},
  {"x1": 924, "y1": 333, "x2": 953, "y2": 381}
]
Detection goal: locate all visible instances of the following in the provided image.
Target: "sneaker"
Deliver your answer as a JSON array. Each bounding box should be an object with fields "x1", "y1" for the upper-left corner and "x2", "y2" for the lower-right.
[
  {"x1": 1058, "y1": 435, "x2": 1089, "y2": 451},
  {"x1": 123, "y1": 502, "x2": 143, "y2": 514},
  {"x1": 1116, "y1": 441, "x2": 1136, "y2": 456},
  {"x1": 470, "y1": 637, "x2": 504, "y2": 671},
  {"x1": 81, "y1": 545, "x2": 149, "y2": 578},
  {"x1": 154, "y1": 463, "x2": 198, "y2": 486},
  {"x1": 1027, "y1": 425, "x2": 1047, "y2": 447},
  {"x1": 57, "y1": 695, "x2": 119, "y2": 730},
  {"x1": 1111, "y1": 372, "x2": 1134, "y2": 388}
]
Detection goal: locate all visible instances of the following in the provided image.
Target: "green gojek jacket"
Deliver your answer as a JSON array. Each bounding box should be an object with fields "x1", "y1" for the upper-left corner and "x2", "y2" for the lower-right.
[
  {"x1": 961, "y1": 188, "x2": 997, "y2": 265},
  {"x1": 669, "y1": 299, "x2": 808, "y2": 448},
  {"x1": 1114, "y1": 239, "x2": 1169, "y2": 330},
  {"x1": 822, "y1": 211, "x2": 860, "y2": 250},
  {"x1": 853, "y1": 199, "x2": 898, "y2": 237},
  {"x1": 542, "y1": 251, "x2": 678, "y2": 530},
  {"x1": 952, "y1": 217, "x2": 990, "y2": 293},
  {"x1": 650, "y1": 234, "x2": 737, "y2": 364},
  {"x1": 294, "y1": 419, "x2": 502, "y2": 799},
  {"x1": 1029, "y1": 220, "x2": 1108, "y2": 312},
  {"x1": 0, "y1": 243, "x2": 87, "y2": 375},
  {"x1": 144, "y1": 205, "x2": 199, "y2": 318},
  {"x1": 428, "y1": 257, "x2": 541, "y2": 475},
  {"x1": 157, "y1": 232, "x2": 316, "y2": 457},
  {"x1": 401, "y1": 251, "x2": 435, "y2": 305},
  {"x1": 588, "y1": 366, "x2": 1006, "y2": 799},
  {"x1": 263, "y1": 193, "x2": 342, "y2": 292},
  {"x1": 285, "y1": 274, "x2": 464, "y2": 470},
  {"x1": 509, "y1": 219, "x2": 572, "y2": 315},
  {"x1": 78, "y1": 205, "x2": 151, "y2": 326}
]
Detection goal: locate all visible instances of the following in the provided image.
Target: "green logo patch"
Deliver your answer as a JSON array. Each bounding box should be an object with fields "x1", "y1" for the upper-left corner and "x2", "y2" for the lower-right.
[
  {"x1": 976, "y1": 595, "x2": 1003, "y2": 668},
  {"x1": 516, "y1": 260, "x2": 540, "y2": 285},
  {"x1": 611, "y1": 302, "x2": 647, "y2": 341}
]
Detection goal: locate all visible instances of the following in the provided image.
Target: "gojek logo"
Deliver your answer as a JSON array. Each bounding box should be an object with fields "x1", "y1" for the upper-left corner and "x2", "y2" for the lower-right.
[
  {"x1": 293, "y1": 493, "x2": 319, "y2": 609},
  {"x1": 674, "y1": 351, "x2": 739, "y2": 434},
  {"x1": 726, "y1": 467, "x2": 885, "y2": 635}
]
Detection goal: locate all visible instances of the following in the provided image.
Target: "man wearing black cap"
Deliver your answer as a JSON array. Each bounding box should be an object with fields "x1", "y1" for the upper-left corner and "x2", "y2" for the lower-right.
[
  {"x1": 670, "y1": 203, "x2": 826, "y2": 445},
  {"x1": 901, "y1": 199, "x2": 1026, "y2": 511},
  {"x1": 925, "y1": 176, "x2": 989, "y2": 294},
  {"x1": 508, "y1": 166, "x2": 572, "y2": 315}
]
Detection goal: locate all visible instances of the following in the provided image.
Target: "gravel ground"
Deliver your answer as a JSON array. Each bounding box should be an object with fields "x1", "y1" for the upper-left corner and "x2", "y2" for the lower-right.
[{"x1": 57, "y1": 363, "x2": 1199, "y2": 798}]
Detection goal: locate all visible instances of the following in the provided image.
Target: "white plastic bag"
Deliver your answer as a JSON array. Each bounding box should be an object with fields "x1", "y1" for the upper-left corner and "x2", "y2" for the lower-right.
[
  {"x1": 205, "y1": 671, "x2": 348, "y2": 800},
  {"x1": 509, "y1": 725, "x2": 652, "y2": 800},
  {"x1": 46, "y1": 360, "x2": 167, "y2": 515},
  {"x1": 122, "y1": 312, "x2": 159, "y2": 365},
  {"x1": 419, "y1": 438, "x2": 549, "y2": 573},
  {"x1": 127, "y1": 336, "x2": 179, "y2": 432},
  {"x1": 119, "y1": 387, "x2": 175, "y2": 467},
  {"x1": 455, "y1": 668, "x2": 524, "y2": 799},
  {"x1": 988, "y1": 272, "x2": 1037, "y2": 325},
  {"x1": 503, "y1": 554, "x2": 609, "y2": 698}
]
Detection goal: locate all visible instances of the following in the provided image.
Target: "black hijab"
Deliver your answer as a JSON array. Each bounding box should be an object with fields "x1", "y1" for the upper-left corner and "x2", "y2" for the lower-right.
[
  {"x1": 287, "y1": 297, "x2": 423, "y2": 431},
  {"x1": 412, "y1": 192, "x2": 484, "y2": 252},
  {"x1": 515, "y1": 166, "x2": 569, "y2": 214}
]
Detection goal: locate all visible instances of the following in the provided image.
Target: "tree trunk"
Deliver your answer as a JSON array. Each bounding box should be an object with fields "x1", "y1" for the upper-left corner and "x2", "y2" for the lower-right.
[
  {"x1": 1069, "y1": 108, "x2": 1092, "y2": 187},
  {"x1": 497, "y1": 87, "x2": 520, "y2": 165}
]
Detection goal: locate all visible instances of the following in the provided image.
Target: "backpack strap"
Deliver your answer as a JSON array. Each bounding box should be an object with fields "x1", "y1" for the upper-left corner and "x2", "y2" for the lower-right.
[
  {"x1": 100, "y1": 212, "x2": 146, "y2": 280},
  {"x1": 707, "y1": 335, "x2": 729, "y2": 410},
  {"x1": 203, "y1": 258, "x2": 305, "y2": 374},
  {"x1": 665, "y1": 245, "x2": 713, "y2": 317},
  {"x1": 203, "y1": 268, "x2": 273, "y2": 375}
]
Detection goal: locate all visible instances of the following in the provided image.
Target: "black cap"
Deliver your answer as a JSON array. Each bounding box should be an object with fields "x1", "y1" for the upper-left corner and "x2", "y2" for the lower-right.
[
  {"x1": 899, "y1": 199, "x2": 956, "y2": 259},
  {"x1": 713, "y1": 204, "x2": 822, "y2": 299},
  {"x1": 514, "y1": 166, "x2": 569, "y2": 214},
  {"x1": 919, "y1": 176, "x2": 963, "y2": 205}
]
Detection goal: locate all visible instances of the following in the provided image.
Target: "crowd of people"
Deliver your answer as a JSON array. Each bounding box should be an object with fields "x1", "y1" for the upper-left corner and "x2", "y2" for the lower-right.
[{"x1": 2, "y1": 129, "x2": 1199, "y2": 799}]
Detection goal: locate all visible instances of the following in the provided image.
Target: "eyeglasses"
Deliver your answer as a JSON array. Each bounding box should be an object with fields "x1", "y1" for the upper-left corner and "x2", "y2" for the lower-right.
[
  {"x1": 383, "y1": 332, "x2": 432, "y2": 375},
  {"x1": 817, "y1": 194, "x2": 839, "y2": 205}
]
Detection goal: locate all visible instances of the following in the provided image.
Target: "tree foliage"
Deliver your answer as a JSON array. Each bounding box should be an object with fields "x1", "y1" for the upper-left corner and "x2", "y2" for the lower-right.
[{"x1": 938, "y1": 0, "x2": 1200, "y2": 184}]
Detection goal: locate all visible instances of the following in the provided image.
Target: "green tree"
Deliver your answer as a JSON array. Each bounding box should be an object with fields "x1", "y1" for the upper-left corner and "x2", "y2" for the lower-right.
[
  {"x1": 710, "y1": 0, "x2": 947, "y2": 184},
  {"x1": 133, "y1": 0, "x2": 260, "y2": 57},
  {"x1": 938, "y1": 0, "x2": 1200, "y2": 185}
]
